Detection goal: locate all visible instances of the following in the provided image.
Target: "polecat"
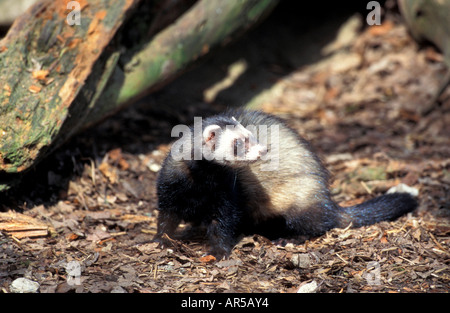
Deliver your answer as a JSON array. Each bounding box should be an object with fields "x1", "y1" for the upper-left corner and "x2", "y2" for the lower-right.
[{"x1": 154, "y1": 110, "x2": 417, "y2": 258}]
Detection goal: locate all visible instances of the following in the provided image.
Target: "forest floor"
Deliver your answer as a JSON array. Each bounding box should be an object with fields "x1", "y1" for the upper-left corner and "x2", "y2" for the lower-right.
[{"x1": 0, "y1": 2, "x2": 449, "y2": 293}]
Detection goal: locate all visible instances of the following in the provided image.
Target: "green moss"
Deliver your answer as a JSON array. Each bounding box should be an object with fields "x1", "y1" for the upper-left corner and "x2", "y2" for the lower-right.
[{"x1": 349, "y1": 166, "x2": 387, "y2": 181}]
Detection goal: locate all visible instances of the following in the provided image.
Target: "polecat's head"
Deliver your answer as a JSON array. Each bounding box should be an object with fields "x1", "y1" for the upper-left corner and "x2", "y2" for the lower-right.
[{"x1": 202, "y1": 117, "x2": 267, "y2": 166}]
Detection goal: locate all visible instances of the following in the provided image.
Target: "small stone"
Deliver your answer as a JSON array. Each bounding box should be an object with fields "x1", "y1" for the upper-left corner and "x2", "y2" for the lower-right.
[
  {"x1": 291, "y1": 253, "x2": 311, "y2": 268},
  {"x1": 10, "y1": 278, "x2": 40, "y2": 293},
  {"x1": 387, "y1": 183, "x2": 419, "y2": 197},
  {"x1": 297, "y1": 280, "x2": 318, "y2": 293},
  {"x1": 148, "y1": 163, "x2": 161, "y2": 172},
  {"x1": 111, "y1": 286, "x2": 127, "y2": 293}
]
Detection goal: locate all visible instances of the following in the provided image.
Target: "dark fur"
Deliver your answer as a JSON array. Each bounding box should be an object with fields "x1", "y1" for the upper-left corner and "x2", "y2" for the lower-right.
[{"x1": 155, "y1": 110, "x2": 417, "y2": 258}]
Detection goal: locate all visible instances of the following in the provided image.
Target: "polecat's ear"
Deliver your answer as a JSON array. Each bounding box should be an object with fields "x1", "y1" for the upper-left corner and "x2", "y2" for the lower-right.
[{"x1": 203, "y1": 125, "x2": 222, "y2": 149}]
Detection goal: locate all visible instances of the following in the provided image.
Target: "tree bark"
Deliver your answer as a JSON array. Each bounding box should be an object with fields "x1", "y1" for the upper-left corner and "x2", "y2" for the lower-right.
[
  {"x1": 399, "y1": 0, "x2": 450, "y2": 65},
  {"x1": 399, "y1": 0, "x2": 450, "y2": 114},
  {"x1": 0, "y1": 0, "x2": 279, "y2": 190}
]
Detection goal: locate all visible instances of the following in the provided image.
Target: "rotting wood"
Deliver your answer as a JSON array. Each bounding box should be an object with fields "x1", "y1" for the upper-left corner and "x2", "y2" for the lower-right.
[
  {"x1": 0, "y1": 0, "x2": 140, "y2": 187},
  {"x1": 0, "y1": 211, "x2": 52, "y2": 238}
]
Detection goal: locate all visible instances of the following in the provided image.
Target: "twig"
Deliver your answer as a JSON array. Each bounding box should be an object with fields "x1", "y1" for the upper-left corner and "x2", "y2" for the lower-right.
[
  {"x1": 428, "y1": 231, "x2": 449, "y2": 255},
  {"x1": 360, "y1": 181, "x2": 372, "y2": 195},
  {"x1": 334, "y1": 253, "x2": 349, "y2": 264}
]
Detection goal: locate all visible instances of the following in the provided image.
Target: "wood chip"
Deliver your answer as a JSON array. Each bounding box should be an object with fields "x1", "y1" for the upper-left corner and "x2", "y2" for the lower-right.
[
  {"x1": 28, "y1": 85, "x2": 42, "y2": 93},
  {"x1": 0, "y1": 211, "x2": 50, "y2": 238}
]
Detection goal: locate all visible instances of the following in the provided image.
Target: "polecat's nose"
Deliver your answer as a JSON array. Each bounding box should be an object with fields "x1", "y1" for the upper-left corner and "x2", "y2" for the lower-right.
[{"x1": 258, "y1": 145, "x2": 268, "y2": 158}]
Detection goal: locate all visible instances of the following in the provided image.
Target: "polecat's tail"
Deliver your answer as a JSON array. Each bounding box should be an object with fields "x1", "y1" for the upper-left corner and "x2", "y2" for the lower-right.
[{"x1": 339, "y1": 193, "x2": 418, "y2": 228}]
